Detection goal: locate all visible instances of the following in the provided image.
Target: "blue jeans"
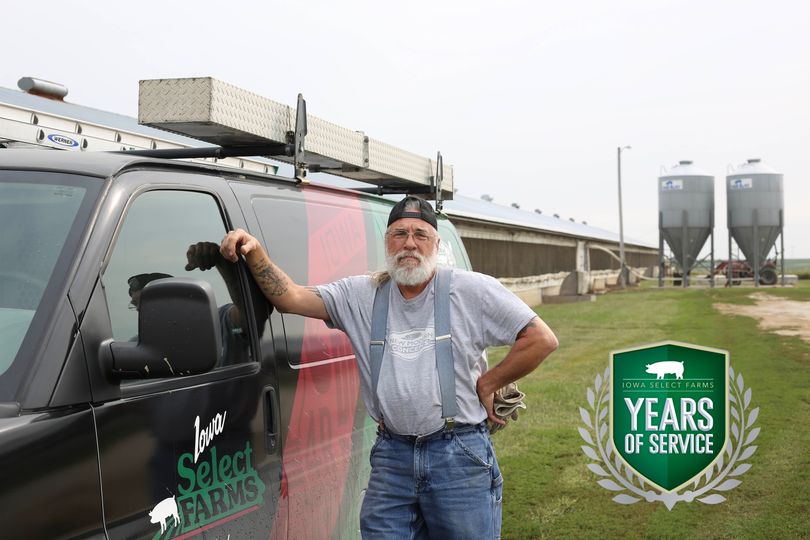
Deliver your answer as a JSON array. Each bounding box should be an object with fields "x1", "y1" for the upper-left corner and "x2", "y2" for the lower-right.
[{"x1": 360, "y1": 422, "x2": 503, "y2": 539}]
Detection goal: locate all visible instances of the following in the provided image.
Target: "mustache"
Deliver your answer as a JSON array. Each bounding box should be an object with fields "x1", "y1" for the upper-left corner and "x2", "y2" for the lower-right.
[{"x1": 394, "y1": 250, "x2": 425, "y2": 263}]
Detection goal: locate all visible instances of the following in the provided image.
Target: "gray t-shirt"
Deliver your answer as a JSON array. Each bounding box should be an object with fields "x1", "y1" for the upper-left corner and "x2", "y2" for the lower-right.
[{"x1": 317, "y1": 268, "x2": 537, "y2": 435}]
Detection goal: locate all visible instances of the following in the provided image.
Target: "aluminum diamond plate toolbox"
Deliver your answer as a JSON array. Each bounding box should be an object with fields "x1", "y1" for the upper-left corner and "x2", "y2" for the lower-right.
[{"x1": 138, "y1": 77, "x2": 453, "y2": 197}]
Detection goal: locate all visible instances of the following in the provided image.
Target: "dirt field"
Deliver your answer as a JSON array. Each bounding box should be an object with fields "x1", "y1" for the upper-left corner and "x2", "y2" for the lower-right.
[{"x1": 714, "y1": 292, "x2": 810, "y2": 344}]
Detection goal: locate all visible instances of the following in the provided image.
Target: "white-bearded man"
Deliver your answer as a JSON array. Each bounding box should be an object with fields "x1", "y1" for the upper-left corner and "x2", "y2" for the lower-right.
[{"x1": 220, "y1": 196, "x2": 558, "y2": 539}]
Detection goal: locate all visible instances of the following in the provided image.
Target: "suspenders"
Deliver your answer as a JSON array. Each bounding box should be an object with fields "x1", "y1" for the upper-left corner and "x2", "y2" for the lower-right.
[
  {"x1": 369, "y1": 267, "x2": 458, "y2": 429},
  {"x1": 433, "y1": 267, "x2": 458, "y2": 425}
]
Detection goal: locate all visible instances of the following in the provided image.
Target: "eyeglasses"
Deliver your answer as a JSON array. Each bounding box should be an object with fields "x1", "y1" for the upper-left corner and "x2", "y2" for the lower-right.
[{"x1": 385, "y1": 229, "x2": 436, "y2": 244}]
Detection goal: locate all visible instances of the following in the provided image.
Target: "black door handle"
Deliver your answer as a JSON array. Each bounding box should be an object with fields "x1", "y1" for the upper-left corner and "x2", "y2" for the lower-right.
[{"x1": 263, "y1": 385, "x2": 280, "y2": 453}]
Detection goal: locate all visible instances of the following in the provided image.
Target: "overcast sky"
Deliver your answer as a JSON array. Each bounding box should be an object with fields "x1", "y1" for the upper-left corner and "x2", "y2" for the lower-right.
[{"x1": 5, "y1": 0, "x2": 809, "y2": 257}]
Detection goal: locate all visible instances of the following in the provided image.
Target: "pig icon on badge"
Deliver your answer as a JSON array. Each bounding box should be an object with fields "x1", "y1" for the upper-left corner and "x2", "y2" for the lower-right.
[
  {"x1": 645, "y1": 361, "x2": 684, "y2": 380},
  {"x1": 149, "y1": 495, "x2": 181, "y2": 533}
]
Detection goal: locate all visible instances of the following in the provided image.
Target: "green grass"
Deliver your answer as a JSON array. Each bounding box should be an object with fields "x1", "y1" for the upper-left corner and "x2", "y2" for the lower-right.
[{"x1": 489, "y1": 282, "x2": 810, "y2": 539}]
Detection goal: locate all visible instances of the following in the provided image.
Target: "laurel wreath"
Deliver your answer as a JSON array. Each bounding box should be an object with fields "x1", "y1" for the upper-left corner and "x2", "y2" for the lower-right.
[{"x1": 579, "y1": 366, "x2": 759, "y2": 509}]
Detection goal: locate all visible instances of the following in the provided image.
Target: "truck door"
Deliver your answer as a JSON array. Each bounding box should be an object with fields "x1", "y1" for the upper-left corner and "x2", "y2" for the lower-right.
[
  {"x1": 82, "y1": 174, "x2": 283, "y2": 539},
  {"x1": 232, "y1": 183, "x2": 379, "y2": 539}
]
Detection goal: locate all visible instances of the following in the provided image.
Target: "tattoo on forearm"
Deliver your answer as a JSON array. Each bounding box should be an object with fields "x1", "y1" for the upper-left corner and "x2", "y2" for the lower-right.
[
  {"x1": 254, "y1": 263, "x2": 289, "y2": 296},
  {"x1": 517, "y1": 318, "x2": 538, "y2": 339},
  {"x1": 306, "y1": 286, "x2": 322, "y2": 298}
]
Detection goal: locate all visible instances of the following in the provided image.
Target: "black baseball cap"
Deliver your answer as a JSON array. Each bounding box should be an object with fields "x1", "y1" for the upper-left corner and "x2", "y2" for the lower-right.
[
  {"x1": 128, "y1": 272, "x2": 172, "y2": 295},
  {"x1": 387, "y1": 196, "x2": 438, "y2": 230}
]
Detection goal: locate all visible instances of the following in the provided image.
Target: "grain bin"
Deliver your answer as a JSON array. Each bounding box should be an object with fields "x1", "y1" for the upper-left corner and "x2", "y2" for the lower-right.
[
  {"x1": 726, "y1": 158, "x2": 784, "y2": 286},
  {"x1": 658, "y1": 160, "x2": 715, "y2": 287}
]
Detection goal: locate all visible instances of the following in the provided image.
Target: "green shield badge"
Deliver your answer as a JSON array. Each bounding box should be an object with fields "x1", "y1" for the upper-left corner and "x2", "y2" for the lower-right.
[{"x1": 611, "y1": 341, "x2": 728, "y2": 492}]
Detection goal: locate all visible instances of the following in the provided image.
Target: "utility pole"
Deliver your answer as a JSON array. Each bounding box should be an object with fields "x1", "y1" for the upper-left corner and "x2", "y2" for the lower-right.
[{"x1": 618, "y1": 145, "x2": 631, "y2": 288}]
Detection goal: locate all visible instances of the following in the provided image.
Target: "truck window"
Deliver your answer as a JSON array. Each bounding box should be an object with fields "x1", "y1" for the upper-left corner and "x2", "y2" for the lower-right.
[
  {"x1": 252, "y1": 189, "x2": 377, "y2": 367},
  {"x1": 103, "y1": 190, "x2": 251, "y2": 368},
  {"x1": 0, "y1": 177, "x2": 96, "y2": 377}
]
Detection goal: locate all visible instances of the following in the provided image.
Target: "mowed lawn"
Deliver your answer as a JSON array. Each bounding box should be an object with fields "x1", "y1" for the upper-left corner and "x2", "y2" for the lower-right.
[{"x1": 488, "y1": 282, "x2": 810, "y2": 539}]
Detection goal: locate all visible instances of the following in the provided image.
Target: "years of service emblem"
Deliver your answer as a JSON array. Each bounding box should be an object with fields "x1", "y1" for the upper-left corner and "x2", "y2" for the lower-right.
[{"x1": 579, "y1": 341, "x2": 759, "y2": 509}]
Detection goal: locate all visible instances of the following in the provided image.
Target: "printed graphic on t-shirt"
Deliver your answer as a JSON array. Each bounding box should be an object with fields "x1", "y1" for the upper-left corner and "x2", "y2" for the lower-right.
[{"x1": 388, "y1": 328, "x2": 435, "y2": 360}]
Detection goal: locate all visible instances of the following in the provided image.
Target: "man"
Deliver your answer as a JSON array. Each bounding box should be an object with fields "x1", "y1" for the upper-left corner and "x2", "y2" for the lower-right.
[{"x1": 220, "y1": 197, "x2": 558, "y2": 539}]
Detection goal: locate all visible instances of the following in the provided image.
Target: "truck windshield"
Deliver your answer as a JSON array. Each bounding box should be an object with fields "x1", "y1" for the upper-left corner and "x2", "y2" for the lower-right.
[{"x1": 0, "y1": 173, "x2": 99, "y2": 382}]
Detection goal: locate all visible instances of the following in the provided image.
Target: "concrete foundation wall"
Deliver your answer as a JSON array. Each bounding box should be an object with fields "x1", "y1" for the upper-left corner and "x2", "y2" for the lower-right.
[{"x1": 499, "y1": 265, "x2": 659, "y2": 307}]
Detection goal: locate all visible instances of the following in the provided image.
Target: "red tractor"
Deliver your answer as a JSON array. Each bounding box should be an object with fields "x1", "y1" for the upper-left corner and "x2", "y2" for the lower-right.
[{"x1": 713, "y1": 259, "x2": 778, "y2": 285}]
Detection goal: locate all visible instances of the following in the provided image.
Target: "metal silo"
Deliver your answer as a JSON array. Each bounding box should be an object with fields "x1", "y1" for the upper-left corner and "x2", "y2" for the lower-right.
[
  {"x1": 658, "y1": 160, "x2": 715, "y2": 287},
  {"x1": 726, "y1": 158, "x2": 784, "y2": 286}
]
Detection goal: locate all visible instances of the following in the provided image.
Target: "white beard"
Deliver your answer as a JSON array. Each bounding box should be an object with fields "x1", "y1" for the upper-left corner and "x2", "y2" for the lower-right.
[{"x1": 386, "y1": 248, "x2": 438, "y2": 287}]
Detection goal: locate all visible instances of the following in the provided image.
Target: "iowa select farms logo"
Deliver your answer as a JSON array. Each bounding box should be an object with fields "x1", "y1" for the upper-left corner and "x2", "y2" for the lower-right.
[
  {"x1": 579, "y1": 341, "x2": 760, "y2": 509},
  {"x1": 148, "y1": 410, "x2": 265, "y2": 539}
]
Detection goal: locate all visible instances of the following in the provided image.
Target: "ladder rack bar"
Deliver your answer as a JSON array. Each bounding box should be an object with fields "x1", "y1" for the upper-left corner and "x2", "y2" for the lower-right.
[
  {"x1": 120, "y1": 143, "x2": 291, "y2": 159},
  {"x1": 353, "y1": 185, "x2": 437, "y2": 196}
]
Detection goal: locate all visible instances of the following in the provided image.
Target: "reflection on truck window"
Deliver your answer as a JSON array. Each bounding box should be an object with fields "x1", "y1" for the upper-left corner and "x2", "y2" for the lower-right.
[
  {"x1": 0, "y1": 181, "x2": 87, "y2": 374},
  {"x1": 103, "y1": 190, "x2": 251, "y2": 368}
]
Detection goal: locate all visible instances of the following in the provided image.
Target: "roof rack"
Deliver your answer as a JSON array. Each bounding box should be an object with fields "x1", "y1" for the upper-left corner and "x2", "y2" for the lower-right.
[
  {"x1": 138, "y1": 77, "x2": 453, "y2": 201},
  {"x1": 0, "y1": 89, "x2": 280, "y2": 175}
]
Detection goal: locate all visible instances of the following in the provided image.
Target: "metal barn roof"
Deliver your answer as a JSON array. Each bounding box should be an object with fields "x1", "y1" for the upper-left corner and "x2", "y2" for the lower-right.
[{"x1": 440, "y1": 195, "x2": 655, "y2": 248}]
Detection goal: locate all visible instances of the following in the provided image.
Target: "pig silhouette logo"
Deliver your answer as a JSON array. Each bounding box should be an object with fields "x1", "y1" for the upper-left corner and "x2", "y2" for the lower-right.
[
  {"x1": 645, "y1": 360, "x2": 684, "y2": 380},
  {"x1": 149, "y1": 495, "x2": 181, "y2": 533}
]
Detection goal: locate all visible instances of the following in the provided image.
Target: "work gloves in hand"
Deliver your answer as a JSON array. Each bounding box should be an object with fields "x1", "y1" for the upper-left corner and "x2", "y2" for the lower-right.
[{"x1": 489, "y1": 382, "x2": 527, "y2": 434}]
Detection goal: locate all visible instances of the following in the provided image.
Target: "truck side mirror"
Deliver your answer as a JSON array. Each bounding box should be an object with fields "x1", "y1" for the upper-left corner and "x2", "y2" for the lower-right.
[{"x1": 104, "y1": 278, "x2": 221, "y2": 379}]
